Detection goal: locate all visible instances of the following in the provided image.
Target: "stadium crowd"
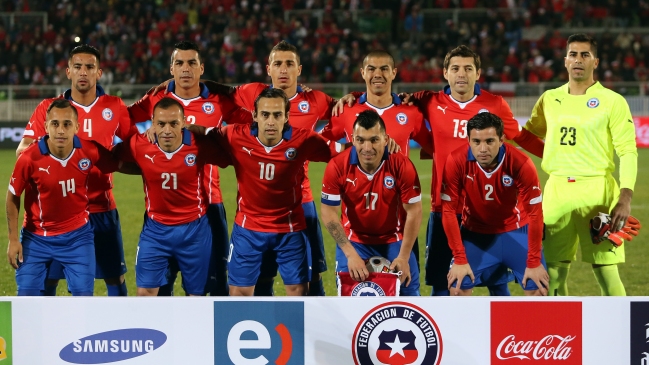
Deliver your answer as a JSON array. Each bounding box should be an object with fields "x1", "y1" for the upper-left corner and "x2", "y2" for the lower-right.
[{"x1": 1, "y1": 0, "x2": 649, "y2": 87}]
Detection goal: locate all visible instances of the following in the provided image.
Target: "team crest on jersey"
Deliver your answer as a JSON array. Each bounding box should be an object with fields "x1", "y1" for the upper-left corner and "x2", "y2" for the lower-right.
[
  {"x1": 396, "y1": 113, "x2": 408, "y2": 125},
  {"x1": 102, "y1": 108, "x2": 113, "y2": 121},
  {"x1": 587, "y1": 98, "x2": 600, "y2": 108},
  {"x1": 384, "y1": 175, "x2": 395, "y2": 189},
  {"x1": 298, "y1": 100, "x2": 310, "y2": 113},
  {"x1": 502, "y1": 174, "x2": 513, "y2": 186},
  {"x1": 184, "y1": 154, "x2": 197, "y2": 166},
  {"x1": 78, "y1": 158, "x2": 91, "y2": 171},
  {"x1": 478, "y1": 108, "x2": 489, "y2": 114},
  {"x1": 350, "y1": 282, "x2": 386, "y2": 296},
  {"x1": 352, "y1": 302, "x2": 442, "y2": 365},
  {"x1": 202, "y1": 102, "x2": 215, "y2": 114},
  {"x1": 285, "y1": 147, "x2": 297, "y2": 160}
]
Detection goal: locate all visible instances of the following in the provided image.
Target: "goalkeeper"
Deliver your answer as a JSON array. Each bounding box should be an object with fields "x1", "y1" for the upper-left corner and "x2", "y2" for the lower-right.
[{"x1": 524, "y1": 34, "x2": 639, "y2": 296}]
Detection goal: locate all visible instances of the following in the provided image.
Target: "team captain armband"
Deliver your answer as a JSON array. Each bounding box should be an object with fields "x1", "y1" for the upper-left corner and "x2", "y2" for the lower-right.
[{"x1": 321, "y1": 192, "x2": 341, "y2": 206}]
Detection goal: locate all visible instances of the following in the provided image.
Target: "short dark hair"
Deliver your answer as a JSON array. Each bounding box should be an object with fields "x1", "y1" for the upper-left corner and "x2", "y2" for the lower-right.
[
  {"x1": 46, "y1": 99, "x2": 78, "y2": 120},
  {"x1": 269, "y1": 40, "x2": 300, "y2": 64},
  {"x1": 566, "y1": 33, "x2": 598, "y2": 57},
  {"x1": 253, "y1": 88, "x2": 291, "y2": 132},
  {"x1": 171, "y1": 41, "x2": 201, "y2": 64},
  {"x1": 363, "y1": 50, "x2": 395, "y2": 68},
  {"x1": 443, "y1": 45, "x2": 481, "y2": 70},
  {"x1": 153, "y1": 97, "x2": 185, "y2": 119},
  {"x1": 69, "y1": 44, "x2": 101, "y2": 64},
  {"x1": 353, "y1": 110, "x2": 386, "y2": 134},
  {"x1": 467, "y1": 112, "x2": 504, "y2": 138}
]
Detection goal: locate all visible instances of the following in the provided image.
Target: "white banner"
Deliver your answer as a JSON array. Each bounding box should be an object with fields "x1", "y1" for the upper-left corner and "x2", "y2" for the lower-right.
[{"x1": 0, "y1": 297, "x2": 645, "y2": 365}]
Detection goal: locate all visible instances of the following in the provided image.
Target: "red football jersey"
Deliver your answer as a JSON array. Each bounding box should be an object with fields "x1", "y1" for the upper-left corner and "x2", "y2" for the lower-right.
[
  {"x1": 413, "y1": 86, "x2": 524, "y2": 214},
  {"x1": 232, "y1": 83, "x2": 336, "y2": 203},
  {"x1": 121, "y1": 130, "x2": 229, "y2": 225},
  {"x1": 441, "y1": 142, "x2": 543, "y2": 267},
  {"x1": 128, "y1": 81, "x2": 252, "y2": 205},
  {"x1": 209, "y1": 124, "x2": 333, "y2": 233},
  {"x1": 23, "y1": 86, "x2": 135, "y2": 213},
  {"x1": 321, "y1": 147, "x2": 422, "y2": 244},
  {"x1": 319, "y1": 93, "x2": 433, "y2": 157},
  {"x1": 9, "y1": 136, "x2": 119, "y2": 236}
]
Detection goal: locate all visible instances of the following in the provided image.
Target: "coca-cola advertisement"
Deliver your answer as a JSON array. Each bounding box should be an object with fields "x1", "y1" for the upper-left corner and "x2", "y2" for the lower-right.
[{"x1": 491, "y1": 302, "x2": 582, "y2": 364}]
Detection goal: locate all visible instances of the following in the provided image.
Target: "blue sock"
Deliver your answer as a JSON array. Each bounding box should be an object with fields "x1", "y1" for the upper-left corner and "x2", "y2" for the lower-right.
[
  {"x1": 107, "y1": 282, "x2": 128, "y2": 296},
  {"x1": 488, "y1": 283, "x2": 511, "y2": 296},
  {"x1": 431, "y1": 286, "x2": 450, "y2": 296},
  {"x1": 308, "y1": 277, "x2": 325, "y2": 296},
  {"x1": 254, "y1": 278, "x2": 274, "y2": 296},
  {"x1": 43, "y1": 284, "x2": 58, "y2": 296}
]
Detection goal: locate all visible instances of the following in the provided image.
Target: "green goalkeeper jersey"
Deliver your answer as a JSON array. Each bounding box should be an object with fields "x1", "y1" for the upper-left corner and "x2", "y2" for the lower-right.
[{"x1": 525, "y1": 81, "x2": 638, "y2": 190}]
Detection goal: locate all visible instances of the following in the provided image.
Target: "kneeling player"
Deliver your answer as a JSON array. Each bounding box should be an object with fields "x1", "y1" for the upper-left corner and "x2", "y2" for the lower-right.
[
  {"x1": 442, "y1": 112, "x2": 549, "y2": 296},
  {"x1": 122, "y1": 97, "x2": 228, "y2": 296},
  {"x1": 321, "y1": 110, "x2": 422, "y2": 296},
  {"x1": 6, "y1": 100, "x2": 121, "y2": 296}
]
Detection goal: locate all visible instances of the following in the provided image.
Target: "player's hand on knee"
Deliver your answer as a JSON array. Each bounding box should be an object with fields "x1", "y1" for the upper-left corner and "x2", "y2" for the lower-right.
[
  {"x1": 150, "y1": 78, "x2": 172, "y2": 96},
  {"x1": 348, "y1": 254, "x2": 369, "y2": 281},
  {"x1": 447, "y1": 263, "x2": 474, "y2": 292},
  {"x1": 387, "y1": 137, "x2": 401, "y2": 154},
  {"x1": 7, "y1": 240, "x2": 23, "y2": 269},
  {"x1": 332, "y1": 94, "x2": 357, "y2": 117},
  {"x1": 390, "y1": 257, "x2": 411, "y2": 287},
  {"x1": 523, "y1": 265, "x2": 549, "y2": 296}
]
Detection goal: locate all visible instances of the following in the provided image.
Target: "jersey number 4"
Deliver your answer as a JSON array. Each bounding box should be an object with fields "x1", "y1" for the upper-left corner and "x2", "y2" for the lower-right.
[
  {"x1": 560, "y1": 126, "x2": 577, "y2": 146},
  {"x1": 83, "y1": 119, "x2": 92, "y2": 137}
]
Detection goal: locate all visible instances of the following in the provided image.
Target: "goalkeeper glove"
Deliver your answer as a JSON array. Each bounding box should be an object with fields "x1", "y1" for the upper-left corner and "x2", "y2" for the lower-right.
[{"x1": 590, "y1": 213, "x2": 642, "y2": 247}]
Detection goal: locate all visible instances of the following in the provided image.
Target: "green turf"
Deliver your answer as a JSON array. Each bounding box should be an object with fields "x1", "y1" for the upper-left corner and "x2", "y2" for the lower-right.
[{"x1": 0, "y1": 148, "x2": 647, "y2": 296}]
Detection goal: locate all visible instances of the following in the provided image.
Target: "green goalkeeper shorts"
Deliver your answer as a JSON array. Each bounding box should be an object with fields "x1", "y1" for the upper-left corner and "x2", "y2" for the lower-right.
[{"x1": 542, "y1": 174, "x2": 624, "y2": 265}]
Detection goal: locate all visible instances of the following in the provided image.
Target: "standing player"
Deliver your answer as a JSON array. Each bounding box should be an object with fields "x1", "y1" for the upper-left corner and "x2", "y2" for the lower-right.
[
  {"x1": 524, "y1": 34, "x2": 638, "y2": 296},
  {"x1": 321, "y1": 50, "x2": 433, "y2": 275},
  {"x1": 208, "y1": 88, "x2": 334, "y2": 296},
  {"x1": 442, "y1": 112, "x2": 548, "y2": 296},
  {"x1": 321, "y1": 110, "x2": 422, "y2": 296},
  {"x1": 196, "y1": 41, "x2": 338, "y2": 296},
  {"x1": 7, "y1": 100, "x2": 121, "y2": 296},
  {"x1": 16, "y1": 45, "x2": 133, "y2": 296},
  {"x1": 122, "y1": 97, "x2": 228, "y2": 296},
  {"x1": 401, "y1": 45, "x2": 545, "y2": 296},
  {"x1": 129, "y1": 41, "x2": 251, "y2": 296}
]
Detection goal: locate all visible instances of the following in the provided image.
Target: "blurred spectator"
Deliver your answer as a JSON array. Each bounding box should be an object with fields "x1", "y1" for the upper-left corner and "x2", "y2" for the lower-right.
[{"x1": 0, "y1": 0, "x2": 646, "y2": 87}]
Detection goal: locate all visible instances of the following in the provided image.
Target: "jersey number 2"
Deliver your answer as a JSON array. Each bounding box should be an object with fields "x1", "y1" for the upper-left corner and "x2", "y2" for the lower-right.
[{"x1": 484, "y1": 184, "x2": 494, "y2": 201}]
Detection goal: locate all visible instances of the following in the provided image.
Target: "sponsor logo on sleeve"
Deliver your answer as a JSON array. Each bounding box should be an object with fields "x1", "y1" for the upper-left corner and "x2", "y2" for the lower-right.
[
  {"x1": 59, "y1": 328, "x2": 167, "y2": 364},
  {"x1": 0, "y1": 302, "x2": 12, "y2": 364},
  {"x1": 630, "y1": 302, "x2": 649, "y2": 364},
  {"x1": 214, "y1": 302, "x2": 304, "y2": 365},
  {"x1": 491, "y1": 302, "x2": 581, "y2": 364},
  {"x1": 353, "y1": 302, "x2": 442, "y2": 365}
]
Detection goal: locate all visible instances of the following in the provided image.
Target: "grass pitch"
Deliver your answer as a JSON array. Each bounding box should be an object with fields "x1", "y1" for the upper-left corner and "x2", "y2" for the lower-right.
[{"x1": 0, "y1": 148, "x2": 647, "y2": 296}]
